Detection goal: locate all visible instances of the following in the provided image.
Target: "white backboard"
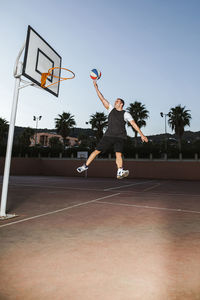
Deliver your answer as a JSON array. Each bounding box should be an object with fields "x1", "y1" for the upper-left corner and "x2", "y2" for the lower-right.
[{"x1": 22, "y1": 26, "x2": 62, "y2": 97}]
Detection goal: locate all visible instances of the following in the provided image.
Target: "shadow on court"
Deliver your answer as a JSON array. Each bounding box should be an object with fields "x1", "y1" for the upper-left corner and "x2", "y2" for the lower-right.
[{"x1": 0, "y1": 176, "x2": 200, "y2": 300}]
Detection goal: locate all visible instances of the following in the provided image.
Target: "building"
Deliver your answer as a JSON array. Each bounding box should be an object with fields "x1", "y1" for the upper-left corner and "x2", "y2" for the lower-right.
[{"x1": 30, "y1": 132, "x2": 79, "y2": 147}]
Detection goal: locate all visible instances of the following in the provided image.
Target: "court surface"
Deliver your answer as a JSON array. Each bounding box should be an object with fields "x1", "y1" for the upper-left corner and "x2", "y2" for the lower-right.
[{"x1": 0, "y1": 176, "x2": 200, "y2": 300}]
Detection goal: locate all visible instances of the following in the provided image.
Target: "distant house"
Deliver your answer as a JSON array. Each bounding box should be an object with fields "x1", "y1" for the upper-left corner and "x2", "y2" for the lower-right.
[{"x1": 30, "y1": 132, "x2": 79, "y2": 147}]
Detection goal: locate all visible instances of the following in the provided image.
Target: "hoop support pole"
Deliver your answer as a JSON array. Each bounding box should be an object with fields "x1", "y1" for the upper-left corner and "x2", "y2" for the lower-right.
[
  {"x1": 0, "y1": 63, "x2": 22, "y2": 217},
  {"x1": 13, "y1": 42, "x2": 25, "y2": 78}
]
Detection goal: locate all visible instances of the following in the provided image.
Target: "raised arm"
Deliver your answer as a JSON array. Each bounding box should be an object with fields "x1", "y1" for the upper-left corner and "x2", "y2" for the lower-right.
[
  {"x1": 93, "y1": 81, "x2": 110, "y2": 109},
  {"x1": 129, "y1": 119, "x2": 148, "y2": 143}
]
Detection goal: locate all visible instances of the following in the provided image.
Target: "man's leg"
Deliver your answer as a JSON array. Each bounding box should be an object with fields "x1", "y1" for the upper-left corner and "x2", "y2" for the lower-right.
[
  {"x1": 77, "y1": 136, "x2": 110, "y2": 173},
  {"x1": 115, "y1": 152, "x2": 129, "y2": 179},
  {"x1": 115, "y1": 152, "x2": 123, "y2": 169},
  {"x1": 77, "y1": 150, "x2": 101, "y2": 173},
  {"x1": 86, "y1": 150, "x2": 101, "y2": 166}
]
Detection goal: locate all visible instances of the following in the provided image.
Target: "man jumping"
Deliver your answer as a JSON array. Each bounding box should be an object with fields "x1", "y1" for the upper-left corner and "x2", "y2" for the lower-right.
[{"x1": 77, "y1": 81, "x2": 148, "y2": 179}]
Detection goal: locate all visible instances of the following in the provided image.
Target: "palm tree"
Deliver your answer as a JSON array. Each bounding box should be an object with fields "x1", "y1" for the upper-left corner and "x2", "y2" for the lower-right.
[
  {"x1": 0, "y1": 117, "x2": 9, "y2": 146},
  {"x1": 168, "y1": 105, "x2": 191, "y2": 152},
  {"x1": 89, "y1": 112, "x2": 108, "y2": 142},
  {"x1": 127, "y1": 101, "x2": 149, "y2": 147},
  {"x1": 55, "y1": 112, "x2": 76, "y2": 148}
]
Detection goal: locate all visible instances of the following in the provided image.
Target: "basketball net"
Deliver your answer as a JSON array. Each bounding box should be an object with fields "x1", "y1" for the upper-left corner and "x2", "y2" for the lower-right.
[{"x1": 41, "y1": 67, "x2": 75, "y2": 88}]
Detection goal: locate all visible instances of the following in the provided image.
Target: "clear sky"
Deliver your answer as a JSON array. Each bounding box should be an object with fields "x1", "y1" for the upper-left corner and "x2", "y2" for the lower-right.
[{"x1": 0, "y1": 0, "x2": 200, "y2": 137}]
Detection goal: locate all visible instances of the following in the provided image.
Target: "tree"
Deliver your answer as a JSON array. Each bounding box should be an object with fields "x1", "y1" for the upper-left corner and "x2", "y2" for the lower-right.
[
  {"x1": 55, "y1": 112, "x2": 76, "y2": 148},
  {"x1": 168, "y1": 105, "x2": 191, "y2": 152},
  {"x1": 18, "y1": 127, "x2": 35, "y2": 147},
  {"x1": 0, "y1": 117, "x2": 9, "y2": 146},
  {"x1": 78, "y1": 133, "x2": 96, "y2": 149},
  {"x1": 49, "y1": 136, "x2": 63, "y2": 150},
  {"x1": 78, "y1": 133, "x2": 89, "y2": 147},
  {"x1": 89, "y1": 112, "x2": 108, "y2": 142},
  {"x1": 127, "y1": 101, "x2": 149, "y2": 147}
]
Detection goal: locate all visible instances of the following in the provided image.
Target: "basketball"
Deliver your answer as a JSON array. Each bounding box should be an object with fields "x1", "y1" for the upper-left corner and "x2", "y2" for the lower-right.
[{"x1": 90, "y1": 69, "x2": 101, "y2": 80}]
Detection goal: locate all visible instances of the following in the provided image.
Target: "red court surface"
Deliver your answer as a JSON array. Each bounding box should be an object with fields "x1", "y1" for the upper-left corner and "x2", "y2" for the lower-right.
[{"x1": 0, "y1": 176, "x2": 200, "y2": 300}]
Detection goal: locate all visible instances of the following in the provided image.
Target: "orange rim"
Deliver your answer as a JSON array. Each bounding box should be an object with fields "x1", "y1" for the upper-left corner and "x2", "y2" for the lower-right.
[{"x1": 41, "y1": 67, "x2": 75, "y2": 88}]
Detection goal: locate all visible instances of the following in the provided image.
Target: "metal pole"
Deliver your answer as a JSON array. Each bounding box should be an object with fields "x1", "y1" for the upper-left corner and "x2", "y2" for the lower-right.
[
  {"x1": 165, "y1": 114, "x2": 167, "y2": 152},
  {"x1": 0, "y1": 74, "x2": 21, "y2": 217},
  {"x1": 36, "y1": 118, "x2": 38, "y2": 145},
  {"x1": 34, "y1": 116, "x2": 41, "y2": 145}
]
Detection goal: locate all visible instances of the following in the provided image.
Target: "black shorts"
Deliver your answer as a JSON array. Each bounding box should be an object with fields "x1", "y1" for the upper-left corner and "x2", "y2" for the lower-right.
[{"x1": 96, "y1": 136, "x2": 125, "y2": 153}]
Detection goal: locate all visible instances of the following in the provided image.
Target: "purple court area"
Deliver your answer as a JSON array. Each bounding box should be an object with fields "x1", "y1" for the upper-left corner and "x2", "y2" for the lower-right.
[{"x1": 0, "y1": 176, "x2": 200, "y2": 299}]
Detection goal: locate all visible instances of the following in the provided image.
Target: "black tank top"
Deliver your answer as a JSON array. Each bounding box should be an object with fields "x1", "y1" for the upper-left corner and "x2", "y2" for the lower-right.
[{"x1": 104, "y1": 108, "x2": 127, "y2": 139}]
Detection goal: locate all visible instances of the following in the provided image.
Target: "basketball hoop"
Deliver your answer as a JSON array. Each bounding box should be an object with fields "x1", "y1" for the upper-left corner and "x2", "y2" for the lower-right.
[{"x1": 41, "y1": 67, "x2": 75, "y2": 88}]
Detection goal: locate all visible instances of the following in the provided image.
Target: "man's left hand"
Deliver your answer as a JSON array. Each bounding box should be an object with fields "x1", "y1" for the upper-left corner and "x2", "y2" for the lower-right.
[{"x1": 141, "y1": 135, "x2": 148, "y2": 143}]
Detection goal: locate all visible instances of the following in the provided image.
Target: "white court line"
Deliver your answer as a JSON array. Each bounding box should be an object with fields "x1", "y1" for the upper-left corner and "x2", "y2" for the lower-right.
[
  {"x1": 0, "y1": 193, "x2": 120, "y2": 228},
  {"x1": 104, "y1": 180, "x2": 154, "y2": 191},
  {"x1": 9, "y1": 183, "x2": 104, "y2": 192},
  {"x1": 1, "y1": 176, "x2": 122, "y2": 183},
  {"x1": 7, "y1": 181, "x2": 154, "y2": 193},
  {"x1": 103, "y1": 189, "x2": 200, "y2": 198},
  {"x1": 142, "y1": 183, "x2": 161, "y2": 192},
  {"x1": 5, "y1": 183, "x2": 200, "y2": 197},
  {"x1": 97, "y1": 201, "x2": 200, "y2": 214}
]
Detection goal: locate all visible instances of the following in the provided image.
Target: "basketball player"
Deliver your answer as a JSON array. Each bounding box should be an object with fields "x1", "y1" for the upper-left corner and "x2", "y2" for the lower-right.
[{"x1": 77, "y1": 81, "x2": 148, "y2": 179}]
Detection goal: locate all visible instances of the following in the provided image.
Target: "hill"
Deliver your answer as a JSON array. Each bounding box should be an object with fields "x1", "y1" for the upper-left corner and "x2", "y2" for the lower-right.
[
  {"x1": 147, "y1": 131, "x2": 200, "y2": 143},
  {"x1": 13, "y1": 126, "x2": 95, "y2": 141},
  {"x1": 13, "y1": 126, "x2": 200, "y2": 143}
]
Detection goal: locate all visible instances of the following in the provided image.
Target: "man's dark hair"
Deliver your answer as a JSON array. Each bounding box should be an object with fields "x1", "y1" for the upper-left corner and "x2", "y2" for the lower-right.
[{"x1": 118, "y1": 98, "x2": 125, "y2": 107}]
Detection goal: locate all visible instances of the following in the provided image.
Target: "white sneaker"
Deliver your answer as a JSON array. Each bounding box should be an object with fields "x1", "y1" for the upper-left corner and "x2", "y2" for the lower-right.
[
  {"x1": 77, "y1": 164, "x2": 88, "y2": 173},
  {"x1": 117, "y1": 169, "x2": 129, "y2": 179}
]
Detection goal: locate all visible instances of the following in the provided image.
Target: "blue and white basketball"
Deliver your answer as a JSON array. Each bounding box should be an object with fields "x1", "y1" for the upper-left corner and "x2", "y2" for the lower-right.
[{"x1": 90, "y1": 69, "x2": 101, "y2": 80}]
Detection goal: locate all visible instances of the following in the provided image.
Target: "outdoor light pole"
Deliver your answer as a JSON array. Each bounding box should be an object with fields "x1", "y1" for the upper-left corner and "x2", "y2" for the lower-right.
[
  {"x1": 160, "y1": 112, "x2": 170, "y2": 152},
  {"x1": 33, "y1": 115, "x2": 42, "y2": 145}
]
